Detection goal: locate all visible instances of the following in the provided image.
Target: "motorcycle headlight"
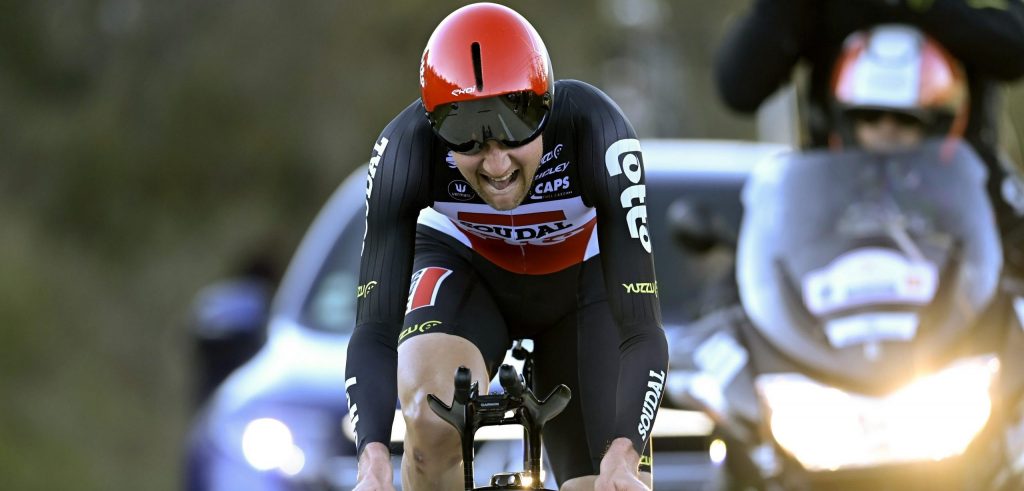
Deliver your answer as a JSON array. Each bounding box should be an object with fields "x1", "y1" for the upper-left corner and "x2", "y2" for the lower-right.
[{"x1": 756, "y1": 355, "x2": 999, "y2": 471}]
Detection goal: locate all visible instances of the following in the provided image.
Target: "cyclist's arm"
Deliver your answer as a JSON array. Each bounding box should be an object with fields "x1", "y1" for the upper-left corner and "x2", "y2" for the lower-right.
[
  {"x1": 345, "y1": 101, "x2": 435, "y2": 458},
  {"x1": 571, "y1": 80, "x2": 670, "y2": 457},
  {"x1": 714, "y1": 0, "x2": 819, "y2": 113},
  {"x1": 888, "y1": 0, "x2": 1024, "y2": 80}
]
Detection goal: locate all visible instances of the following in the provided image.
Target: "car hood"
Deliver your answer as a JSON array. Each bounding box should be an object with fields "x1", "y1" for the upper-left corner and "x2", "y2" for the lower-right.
[{"x1": 207, "y1": 317, "x2": 350, "y2": 418}]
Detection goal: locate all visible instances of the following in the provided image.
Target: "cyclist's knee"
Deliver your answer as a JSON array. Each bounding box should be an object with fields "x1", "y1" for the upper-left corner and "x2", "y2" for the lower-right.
[{"x1": 400, "y1": 400, "x2": 462, "y2": 472}]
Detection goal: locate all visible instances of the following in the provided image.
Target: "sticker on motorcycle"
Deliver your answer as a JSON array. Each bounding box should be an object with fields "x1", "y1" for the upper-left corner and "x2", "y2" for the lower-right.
[{"x1": 802, "y1": 247, "x2": 938, "y2": 316}]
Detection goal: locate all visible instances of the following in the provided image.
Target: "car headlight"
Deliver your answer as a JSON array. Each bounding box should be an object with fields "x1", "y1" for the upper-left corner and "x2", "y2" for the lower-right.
[
  {"x1": 756, "y1": 355, "x2": 999, "y2": 471},
  {"x1": 241, "y1": 418, "x2": 306, "y2": 475}
]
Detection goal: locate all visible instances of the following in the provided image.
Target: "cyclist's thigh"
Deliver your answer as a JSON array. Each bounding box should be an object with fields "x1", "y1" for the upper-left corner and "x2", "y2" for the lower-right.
[
  {"x1": 396, "y1": 236, "x2": 512, "y2": 399},
  {"x1": 529, "y1": 296, "x2": 618, "y2": 485}
]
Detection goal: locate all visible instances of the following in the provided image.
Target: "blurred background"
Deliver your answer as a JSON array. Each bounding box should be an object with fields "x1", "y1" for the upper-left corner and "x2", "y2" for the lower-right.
[{"x1": 1, "y1": 1, "x2": 1022, "y2": 490}]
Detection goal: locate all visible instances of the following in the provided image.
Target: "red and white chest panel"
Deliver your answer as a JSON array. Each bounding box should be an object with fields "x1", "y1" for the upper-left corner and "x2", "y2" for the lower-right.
[{"x1": 418, "y1": 197, "x2": 600, "y2": 275}]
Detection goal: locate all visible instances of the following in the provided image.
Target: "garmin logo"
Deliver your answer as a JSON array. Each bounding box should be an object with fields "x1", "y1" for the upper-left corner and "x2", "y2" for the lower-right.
[
  {"x1": 540, "y1": 143, "x2": 564, "y2": 164},
  {"x1": 448, "y1": 180, "x2": 475, "y2": 201},
  {"x1": 362, "y1": 137, "x2": 390, "y2": 255},
  {"x1": 637, "y1": 370, "x2": 665, "y2": 441},
  {"x1": 605, "y1": 139, "x2": 650, "y2": 253},
  {"x1": 452, "y1": 87, "x2": 476, "y2": 96}
]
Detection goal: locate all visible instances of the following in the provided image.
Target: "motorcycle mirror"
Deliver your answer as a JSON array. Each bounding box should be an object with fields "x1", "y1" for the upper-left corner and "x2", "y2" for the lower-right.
[{"x1": 665, "y1": 198, "x2": 735, "y2": 253}]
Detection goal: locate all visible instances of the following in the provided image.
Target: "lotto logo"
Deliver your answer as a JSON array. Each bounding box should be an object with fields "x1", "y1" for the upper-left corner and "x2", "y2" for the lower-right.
[
  {"x1": 406, "y1": 267, "x2": 453, "y2": 313},
  {"x1": 605, "y1": 139, "x2": 650, "y2": 253}
]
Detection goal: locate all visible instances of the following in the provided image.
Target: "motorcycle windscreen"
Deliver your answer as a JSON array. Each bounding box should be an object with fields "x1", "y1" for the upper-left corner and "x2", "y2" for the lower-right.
[{"x1": 736, "y1": 138, "x2": 1002, "y2": 385}]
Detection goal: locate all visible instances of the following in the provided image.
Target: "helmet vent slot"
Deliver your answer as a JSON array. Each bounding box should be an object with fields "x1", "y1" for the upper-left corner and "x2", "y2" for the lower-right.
[{"x1": 471, "y1": 42, "x2": 483, "y2": 91}]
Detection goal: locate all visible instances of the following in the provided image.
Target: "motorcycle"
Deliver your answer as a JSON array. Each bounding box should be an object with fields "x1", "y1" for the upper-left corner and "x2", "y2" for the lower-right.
[{"x1": 665, "y1": 138, "x2": 1024, "y2": 490}]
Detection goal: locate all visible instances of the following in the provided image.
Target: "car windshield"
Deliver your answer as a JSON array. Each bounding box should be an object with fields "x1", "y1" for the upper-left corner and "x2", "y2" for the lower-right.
[{"x1": 299, "y1": 206, "x2": 364, "y2": 334}]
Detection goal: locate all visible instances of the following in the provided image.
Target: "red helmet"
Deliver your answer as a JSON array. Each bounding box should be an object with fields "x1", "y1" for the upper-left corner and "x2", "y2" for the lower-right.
[
  {"x1": 420, "y1": 3, "x2": 553, "y2": 153},
  {"x1": 830, "y1": 24, "x2": 968, "y2": 143}
]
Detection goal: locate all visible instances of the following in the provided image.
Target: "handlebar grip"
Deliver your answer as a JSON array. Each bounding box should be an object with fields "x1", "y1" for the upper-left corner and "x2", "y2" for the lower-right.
[
  {"x1": 498, "y1": 364, "x2": 524, "y2": 398},
  {"x1": 454, "y1": 366, "x2": 472, "y2": 405}
]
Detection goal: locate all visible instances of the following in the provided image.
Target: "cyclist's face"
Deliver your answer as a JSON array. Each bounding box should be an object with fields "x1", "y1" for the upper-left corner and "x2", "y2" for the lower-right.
[
  {"x1": 853, "y1": 111, "x2": 925, "y2": 153},
  {"x1": 452, "y1": 136, "x2": 543, "y2": 211}
]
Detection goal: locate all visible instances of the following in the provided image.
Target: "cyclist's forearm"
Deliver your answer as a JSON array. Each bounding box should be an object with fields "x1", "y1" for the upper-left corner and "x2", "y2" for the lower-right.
[
  {"x1": 345, "y1": 324, "x2": 400, "y2": 456},
  {"x1": 613, "y1": 329, "x2": 669, "y2": 455}
]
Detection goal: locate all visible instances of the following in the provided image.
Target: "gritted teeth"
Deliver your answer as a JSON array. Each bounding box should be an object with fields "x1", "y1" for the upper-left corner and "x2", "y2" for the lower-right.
[{"x1": 484, "y1": 169, "x2": 517, "y2": 183}]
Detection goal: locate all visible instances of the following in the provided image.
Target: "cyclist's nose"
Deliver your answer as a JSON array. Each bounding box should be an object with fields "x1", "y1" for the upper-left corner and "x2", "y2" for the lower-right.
[{"x1": 479, "y1": 141, "x2": 513, "y2": 174}]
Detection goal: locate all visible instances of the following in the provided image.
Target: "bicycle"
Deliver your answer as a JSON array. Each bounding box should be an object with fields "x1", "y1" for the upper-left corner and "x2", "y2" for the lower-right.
[{"x1": 428, "y1": 340, "x2": 571, "y2": 490}]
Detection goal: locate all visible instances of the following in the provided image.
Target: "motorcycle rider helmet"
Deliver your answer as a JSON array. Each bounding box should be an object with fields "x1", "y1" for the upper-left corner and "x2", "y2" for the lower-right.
[
  {"x1": 420, "y1": 2, "x2": 553, "y2": 154},
  {"x1": 829, "y1": 24, "x2": 968, "y2": 149}
]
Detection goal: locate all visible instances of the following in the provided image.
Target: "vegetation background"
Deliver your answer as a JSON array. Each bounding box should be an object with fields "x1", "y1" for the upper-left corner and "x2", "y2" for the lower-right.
[{"x1": 1, "y1": 1, "x2": 1021, "y2": 490}]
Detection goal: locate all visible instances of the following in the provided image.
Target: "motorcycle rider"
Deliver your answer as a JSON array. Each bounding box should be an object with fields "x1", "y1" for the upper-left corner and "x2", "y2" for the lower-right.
[
  {"x1": 344, "y1": 3, "x2": 667, "y2": 490},
  {"x1": 827, "y1": 25, "x2": 967, "y2": 155},
  {"x1": 714, "y1": 0, "x2": 1024, "y2": 274}
]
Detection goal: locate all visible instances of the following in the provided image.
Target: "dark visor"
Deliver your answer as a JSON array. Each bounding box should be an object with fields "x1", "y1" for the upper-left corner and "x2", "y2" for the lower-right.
[{"x1": 427, "y1": 91, "x2": 551, "y2": 154}]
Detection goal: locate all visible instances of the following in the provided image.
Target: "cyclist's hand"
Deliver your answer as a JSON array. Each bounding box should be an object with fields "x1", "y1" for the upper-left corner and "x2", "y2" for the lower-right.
[
  {"x1": 595, "y1": 438, "x2": 651, "y2": 491},
  {"x1": 353, "y1": 442, "x2": 396, "y2": 491}
]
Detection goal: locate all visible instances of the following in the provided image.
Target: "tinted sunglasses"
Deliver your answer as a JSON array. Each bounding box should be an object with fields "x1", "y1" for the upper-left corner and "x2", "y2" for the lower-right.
[
  {"x1": 848, "y1": 108, "x2": 927, "y2": 127},
  {"x1": 427, "y1": 91, "x2": 551, "y2": 155}
]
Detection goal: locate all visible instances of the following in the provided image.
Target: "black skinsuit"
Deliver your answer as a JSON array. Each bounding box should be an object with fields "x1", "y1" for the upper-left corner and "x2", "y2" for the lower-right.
[{"x1": 344, "y1": 80, "x2": 668, "y2": 484}]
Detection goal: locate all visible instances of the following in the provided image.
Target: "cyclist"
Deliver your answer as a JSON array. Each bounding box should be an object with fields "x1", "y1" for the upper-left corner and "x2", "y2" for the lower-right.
[
  {"x1": 344, "y1": 3, "x2": 668, "y2": 490},
  {"x1": 827, "y1": 24, "x2": 967, "y2": 154},
  {"x1": 713, "y1": 0, "x2": 1024, "y2": 274}
]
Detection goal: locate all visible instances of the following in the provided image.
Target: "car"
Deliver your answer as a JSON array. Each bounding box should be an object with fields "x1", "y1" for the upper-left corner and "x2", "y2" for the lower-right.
[{"x1": 183, "y1": 138, "x2": 787, "y2": 491}]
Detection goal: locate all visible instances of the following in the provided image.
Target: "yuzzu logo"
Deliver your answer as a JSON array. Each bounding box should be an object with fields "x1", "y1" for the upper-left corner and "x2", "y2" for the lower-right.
[
  {"x1": 604, "y1": 139, "x2": 650, "y2": 253},
  {"x1": 356, "y1": 281, "x2": 378, "y2": 298},
  {"x1": 398, "y1": 320, "x2": 443, "y2": 342}
]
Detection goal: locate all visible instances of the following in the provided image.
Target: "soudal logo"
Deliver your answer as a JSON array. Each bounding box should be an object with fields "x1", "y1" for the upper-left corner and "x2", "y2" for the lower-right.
[
  {"x1": 530, "y1": 176, "x2": 571, "y2": 200},
  {"x1": 623, "y1": 281, "x2": 658, "y2": 296},
  {"x1": 533, "y1": 161, "x2": 570, "y2": 181},
  {"x1": 456, "y1": 210, "x2": 581, "y2": 245},
  {"x1": 356, "y1": 280, "x2": 378, "y2": 298},
  {"x1": 451, "y1": 87, "x2": 476, "y2": 96},
  {"x1": 345, "y1": 377, "x2": 360, "y2": 443},
  {"x1": 362, "y1": 137, "x2": 390, "y2": 255},
  {"x1": 605, "y1": 139, "x2": 650, "y2": 253},
  {"x1": 448, "y1": 180, "x2": 475, "y2": 201},
  {"x1": 637, "y1": 370, "x2": 666, "y2": 441},
  {"x1": 398, "y1": 320, "x2": 443, "y2": 342},
  {"x1": 540, "y1": 143, "x2": 564, "y2": 164}
]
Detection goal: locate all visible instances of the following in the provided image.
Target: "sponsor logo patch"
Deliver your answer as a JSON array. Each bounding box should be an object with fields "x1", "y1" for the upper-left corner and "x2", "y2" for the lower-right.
[
  {"x1": 456, "y1": 211, "x2": 584, "y2": 245},
  {"x1": 638, "y1": 370, "x2": 666, "y2": 441},
  {"x1": 448, "y1": 180, "x2": 475, "y2": 201},
  {"x1": 605, "y1": 138, "x2": 651, "y2": 253},
  {"x1": 406, "y1": 267, "x2": 453, "y2": 313},
  {"x1": 540, "y1": 143, "x2": 564, "y2": 165},
  {"x1": 623, "y1": 281, "x2": 658, "y2": 296},
  {"x1": 398, "y1": 320, "x2": 443, "y2": 342},
  {"x1": 533, "y1": 161, "x2": 570, "y2": 181},
  {"x1": 530, "y1": 176, "x2": 571, "y2": 199},
  {"x1": 356, "y1": 281, "x2": 378, "y2": 298},
  {"x1": 362, "y1": 137, "x2": 390, "y2": 255}
]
